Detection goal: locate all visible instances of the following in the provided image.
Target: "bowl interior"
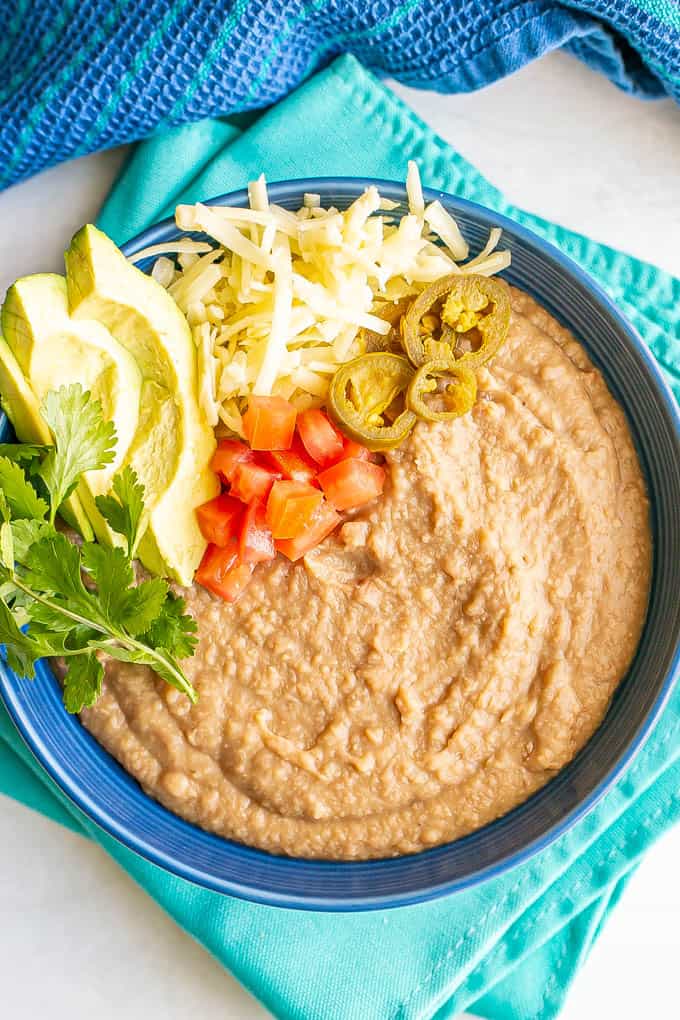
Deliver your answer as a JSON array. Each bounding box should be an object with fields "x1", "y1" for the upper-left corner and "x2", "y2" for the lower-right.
[{"x1": 1, "y1": 179, "x2": 679, "y2": 910}]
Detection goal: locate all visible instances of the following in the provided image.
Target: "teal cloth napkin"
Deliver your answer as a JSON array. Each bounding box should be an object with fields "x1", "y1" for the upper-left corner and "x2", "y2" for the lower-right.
[{"x1": 1, "y1": 54, "x2": 679, "y2": 1020}]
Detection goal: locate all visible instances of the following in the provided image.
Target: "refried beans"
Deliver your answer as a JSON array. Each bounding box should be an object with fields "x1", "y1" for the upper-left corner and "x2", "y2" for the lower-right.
[{"x1": 80, "y1": 288, "x2": 651, "y2": 860}]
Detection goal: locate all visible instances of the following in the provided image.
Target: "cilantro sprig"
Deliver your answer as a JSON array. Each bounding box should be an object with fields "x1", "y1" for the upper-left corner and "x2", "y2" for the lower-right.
[
  {"x1": 39, "y1": 384, "x2": 117, "y2": 524},
  {"x1": 95, "y1": 464, "x2": 147, "y2": 558},
  {"x1": 0, "y1": 384, "x2": 198, "y2": 713}
]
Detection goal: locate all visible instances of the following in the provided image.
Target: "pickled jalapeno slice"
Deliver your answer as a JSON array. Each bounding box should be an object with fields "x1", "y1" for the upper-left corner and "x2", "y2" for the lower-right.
[
  {"x1": 402, "y1": 274, "x2": 510, "y2": 369},
  {"x1": 406, "y1": 359, "x2": 477, "y2": 422},
  {"x1": 328, "y1": 352, "x2": 417, "y2": 450}
]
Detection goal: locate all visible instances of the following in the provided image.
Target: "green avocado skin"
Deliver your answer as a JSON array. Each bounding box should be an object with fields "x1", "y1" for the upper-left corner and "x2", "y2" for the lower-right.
[{"x1": 64, "y1": 224, "x2": 218, "y2": 585}]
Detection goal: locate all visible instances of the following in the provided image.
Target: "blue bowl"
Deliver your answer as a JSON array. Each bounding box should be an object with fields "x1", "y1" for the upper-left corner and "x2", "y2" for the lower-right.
[{"x1": 1, "y1": 179, "x2": 679, "y2": 910}]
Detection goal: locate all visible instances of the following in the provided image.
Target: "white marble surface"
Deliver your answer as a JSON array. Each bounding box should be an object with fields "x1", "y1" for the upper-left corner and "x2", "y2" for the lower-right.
[{"x1": 0, "y1": 49, "x2": 679, "y2": 1020}]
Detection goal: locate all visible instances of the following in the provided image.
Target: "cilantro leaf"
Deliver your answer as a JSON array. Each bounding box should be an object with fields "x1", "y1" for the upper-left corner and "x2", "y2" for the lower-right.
[
  {"x1": 143, "y1": 592, "x2": 198, "y2": 660},
  {"x1": 10, "y1": 518, "x2": 53, "y2": 565},
  {"x1": 0, "y1": 521, "x2": 14, "y2": 571},
  {"x1": 80, "y1": 543, "x2": 168, "y2": 635},
  {"x1": 39, "y1": 384, "x2": 116, "y2": 522},
  {"x1": 0, "y1": 489, "x2": 13, "y2": 570},
  {"x1": 0, "y1": 443, "x2": 50, "y2": 464},
  {"x1": 25, "y1": 597, "x2": 83, "y2": 634},
  {"x1": 0, "y1": 456, "x2": 48, "y2": 521},
  {"x1": 95, "y1": 466, "x2": 148, "y2": 557},
  {"x1": 88, "y1": 640, "x2": 196, "y2": 699},
  {"x1": 23, "y1": 531, "x2": 95, "y2": 612},
  {"x1": 63, "y1": 652, "x2": 104, "y2": 714},
  {"x1": 80, "y1": 543, "x2": 134, "y2": 616},
  {"x1": 0, "y1": 581, "x2": 30, "y2": 627},
  {"x1": 23, "y1": 622, "x2": 73, "y2": 656},
  {"x1": 0, "y1": 580, "x2": 25, "y2": 604},
  {"x1": 26, "y1": 598, "x2": 100, "y2": 652},
  {"x1": 0, "y1": 595, "x2": 41, "y2": 678},
  {"x1": 16, "y1": 530, "x2": 197, "y2": 705},
  {"x1": 117, "y1": 578, "x2": 169, "y2": 636}
]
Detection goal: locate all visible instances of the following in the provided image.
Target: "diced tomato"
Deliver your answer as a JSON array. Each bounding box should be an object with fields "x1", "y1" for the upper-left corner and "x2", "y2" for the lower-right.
[
  {"x1": 231, "y1": 460, "x2": 280, "y2": 503},
  {"x1": 210, "y1": 439, "x2": 253, "y2": 483},
  {"x1": 195, "y1": 493, "x2": 244, "y2": 547},
  {"x1": 296, "y1": 409, "x2": 344, "y2": 466},
  {"x1": 239, "y1": 499, "x2": 276, "y2": 564},
  {"x1": 266, "y1": 479, "x2": 324, "y2": 540},
  {"x1": 196, "y1": 542, "x2": 238, "y2": 585},
  {"x1": 212, "y1": 561, "x2": 254, "y2": 602},
  {"x1": 242, "y1": 395, "x2": 297, "y2": 451},
  {"x1": 335, "y1": 437, "x2": 372, "y2": 463},
  {"x1": 263, "y1": 437, "x2": 318, "y2": 485},
  {"x1": 275, "y1": 501, "x2": 342, "y2": 561},
  {"x1": 195, "y1": 542, "x2": 254, "y2": 602},
  {"x1": 317, "y1": 458, "x2": 386, "y2": 511}
]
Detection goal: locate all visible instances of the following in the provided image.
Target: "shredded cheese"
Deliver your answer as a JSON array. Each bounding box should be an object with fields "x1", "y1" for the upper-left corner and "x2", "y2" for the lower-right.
[
  {"x1": 248, "y1": 173, "x2": 269, "y2": 212},
  {"x1": 151, "y1": 256, "x2": 176, "y2": 288},
  {"x1": 128, "y1": 239, "x2": 213, "y2": 264},
  {"x1": 154, "y1": 164, "x2": 511, "y2": 433},
  {"x1": 424, "y1": 200, "x2": 469, "y2": 261},
  {"x1": 254, "y1": 237, "x2": 293, "y2": 395},
  {"x1": 406, "y1": 160, "x2": 425, "y2": 219}
]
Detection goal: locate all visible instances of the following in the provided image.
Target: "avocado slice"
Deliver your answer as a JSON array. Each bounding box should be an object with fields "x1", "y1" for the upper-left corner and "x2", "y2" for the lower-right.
[
  {"x1": 2, "y1": 274, "x2": 142, "y2": 544},
  {"x1": 0, "y1": 334, "x2": 94, "y2": 539},
  {"x1": 65, "y1": 225, "x2": 218, "y2": 584}
]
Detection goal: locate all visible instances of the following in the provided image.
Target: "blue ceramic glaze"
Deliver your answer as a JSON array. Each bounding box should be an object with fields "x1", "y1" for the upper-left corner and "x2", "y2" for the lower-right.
[{"x1": 1, "y1": 179, "x2": 678, "y2": 910}]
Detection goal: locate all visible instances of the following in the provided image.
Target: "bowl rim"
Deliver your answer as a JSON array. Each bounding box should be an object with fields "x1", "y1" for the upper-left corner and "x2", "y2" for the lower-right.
[{"x1": 1, "y1": 176, "x2": 679, "y2": 911}]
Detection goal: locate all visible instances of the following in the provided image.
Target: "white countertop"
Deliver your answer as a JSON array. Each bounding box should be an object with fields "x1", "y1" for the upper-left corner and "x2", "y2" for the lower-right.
[{"x1": 1, "y1": 50, "x2": 678, "y2": 1020}]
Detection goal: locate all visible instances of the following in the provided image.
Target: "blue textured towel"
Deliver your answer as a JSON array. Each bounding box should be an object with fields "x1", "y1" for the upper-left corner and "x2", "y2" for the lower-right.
[{"x1": 0, "y1": 0, "x2": 679, "y2": 188}]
